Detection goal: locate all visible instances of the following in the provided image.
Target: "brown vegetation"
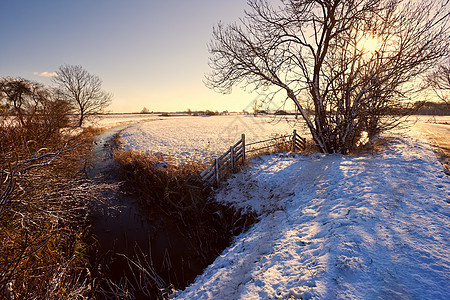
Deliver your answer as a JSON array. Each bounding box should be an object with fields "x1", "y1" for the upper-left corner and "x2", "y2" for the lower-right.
[
  {"x1": 248, "y1": 134, "x2": 296, "y2": 157},
  {"x1": 112, "y1": 149, "x2": 258, "y2": 298},
  {"x1": 0, "y1": 119, "x2": 106, "y2": 299}
]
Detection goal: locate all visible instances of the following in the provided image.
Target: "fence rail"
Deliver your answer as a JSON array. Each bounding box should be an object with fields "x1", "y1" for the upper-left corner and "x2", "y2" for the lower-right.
[{"x1": 201, "y1": 130, "x2": 305, "y2": 186}]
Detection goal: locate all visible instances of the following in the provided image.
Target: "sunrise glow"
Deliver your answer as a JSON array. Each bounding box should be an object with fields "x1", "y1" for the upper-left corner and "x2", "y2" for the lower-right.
[{"x1": 359, "y1": 33, "x2": 380, "y2": 55}]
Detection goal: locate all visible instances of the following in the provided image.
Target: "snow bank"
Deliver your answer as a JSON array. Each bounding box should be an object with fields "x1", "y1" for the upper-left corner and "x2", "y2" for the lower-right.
[{"x1": 174, "y1": 127, "x2": 450, "y2": 299}]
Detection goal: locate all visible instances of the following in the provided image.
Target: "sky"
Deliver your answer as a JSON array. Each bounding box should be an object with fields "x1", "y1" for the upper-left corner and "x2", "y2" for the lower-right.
[{"x1": 0, "y1": 0, "x2": 268, "y2": 113}]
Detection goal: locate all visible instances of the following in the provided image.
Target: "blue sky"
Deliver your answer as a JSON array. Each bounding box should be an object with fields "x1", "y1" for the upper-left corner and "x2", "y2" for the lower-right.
[{"x1": 0, "y1": 0, "x2": 262, "y2": 112}]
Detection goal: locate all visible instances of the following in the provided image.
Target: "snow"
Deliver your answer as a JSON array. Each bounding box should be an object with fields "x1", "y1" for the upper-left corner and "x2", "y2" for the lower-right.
[
  {"x1": 120, "y1": 115, "x2": 307, "y2": 163},
  {"x1": 410, "y1": 115, "x2": 450, "y2": 124},
  {"x1": 93, "y1": 113, "x2": 449, "y2": 299},
  {"x1": 85, "y1": 113, "x2": 160, "y2": 129},
  {"x1": 173, "y1": 126, "x2": 450, "y2": 299}
]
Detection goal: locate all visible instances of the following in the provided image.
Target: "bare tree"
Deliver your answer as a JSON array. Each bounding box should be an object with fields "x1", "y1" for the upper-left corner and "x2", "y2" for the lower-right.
[
  {"x1": 0, "y1": 78, "x2": 35, "y2": 126},
  {"x1": 0, "y1": 77, "x2": 72, "y2": 136},
  {"x1": 427, "y1": 60, "x2": 450, "y2": 105},
  {"x1": 141, "y1": 107, "x2": 150, "y2": 114},
  {"x1": 54, "y1": 65, "x2": 112, "y2": 127},
  {"x1": 207, "y1": 0, "x2": 450, "y2": 153}
]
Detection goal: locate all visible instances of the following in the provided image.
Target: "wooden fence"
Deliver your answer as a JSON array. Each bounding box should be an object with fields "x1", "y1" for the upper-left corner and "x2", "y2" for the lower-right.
[{"x1": 200, "y1": 130, "x2": 305, "y2": 186}]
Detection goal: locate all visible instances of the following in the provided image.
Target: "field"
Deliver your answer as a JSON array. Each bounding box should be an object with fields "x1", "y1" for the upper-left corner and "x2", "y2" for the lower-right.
[
  {"x1": 119, "y1": 115, "x2": 308, "y2": 163},
  {"x1": 86, "y1": 113, "x2": 160, "y2": 129},
  {"x1": 113, "y1": 114, "x2": 450, "y2": 164},
  {"x1": 93, "y1": 114, "x2": 450, "y2": 299}
]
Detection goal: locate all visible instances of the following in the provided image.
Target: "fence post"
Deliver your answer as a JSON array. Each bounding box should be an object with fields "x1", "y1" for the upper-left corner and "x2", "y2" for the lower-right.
[
  {"x1": 230, "y1": 146, "x2": 234, "y2": 172},
  {"x1": 215, "y1": 158, "x2": 219, "y2": 185},
  {"x1": 242, "y1": 134, "x2": 246, "y2": 162},
  {"x1": 292, "y1": 129, "x2": 297, "y2": 152}
]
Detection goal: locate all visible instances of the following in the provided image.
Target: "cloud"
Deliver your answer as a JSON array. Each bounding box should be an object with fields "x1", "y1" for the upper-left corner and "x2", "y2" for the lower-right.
[{"x1": 33, "y1": 71, "x2": 58, "y2": 77}]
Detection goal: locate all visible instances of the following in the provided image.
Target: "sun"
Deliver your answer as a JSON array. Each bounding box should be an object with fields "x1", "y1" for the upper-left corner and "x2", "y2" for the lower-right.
[{"x1": 359, "y1": 33, "x2": 380, "y2": 54}]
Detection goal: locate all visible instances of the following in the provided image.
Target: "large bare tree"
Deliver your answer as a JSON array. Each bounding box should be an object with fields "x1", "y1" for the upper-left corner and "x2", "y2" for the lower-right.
[
  {"x1": 54, "y1": 65, "x2": 112, "y2": 127},
  {"x1": 207, "y1": 0, "x2": 450, "y2": 153}
]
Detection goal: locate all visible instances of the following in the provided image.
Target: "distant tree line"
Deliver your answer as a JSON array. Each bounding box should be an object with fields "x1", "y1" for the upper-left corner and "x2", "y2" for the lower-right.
[
  {"x1": 413, "y1": 101, "x2": 450, "y2": 116},
  {"x1": 186, "y1": 108, "x2": 221, "y2": 116}
]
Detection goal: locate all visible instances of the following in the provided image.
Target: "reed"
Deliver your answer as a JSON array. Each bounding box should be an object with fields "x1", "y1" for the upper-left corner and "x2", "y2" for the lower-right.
[
  {"x1": 0, "y1": 120, "x2": 108, "y2": 299},
  {"x1": 113, "y1": 149, "x2": 258, "y2": 296}
]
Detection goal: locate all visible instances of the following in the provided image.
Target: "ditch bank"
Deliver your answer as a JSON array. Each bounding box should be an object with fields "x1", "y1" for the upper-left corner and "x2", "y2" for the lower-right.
[{"x1": 86, "y1": 125, "x2": 257, "y2": 299}]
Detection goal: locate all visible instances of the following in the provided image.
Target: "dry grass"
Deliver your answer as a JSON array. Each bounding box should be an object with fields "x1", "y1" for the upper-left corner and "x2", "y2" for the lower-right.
[
  {"x1": 114, "y1": 148, "x2": 258, "y2": 238},
  {"x1": 112, "y1": 149, "x2": 258, "y2": 297},
  {"x1": 248, "y1": 134, "x2": 293, "y2": 158},
  {"x1": 247, "y1": 133, "x2": 314, "y2": 158},
  {"x1": 347, "y1": 136, "x2": 394, "y2": 155},
  {"x1": 300, "y1": 139, "x2": 323, "y2": 155},
  {"x1": 94, "y1": 245, "x2": 174, "y2": 300},
  {"x1": 0, "y1": 121, "x2": 109, "y2": 299}
]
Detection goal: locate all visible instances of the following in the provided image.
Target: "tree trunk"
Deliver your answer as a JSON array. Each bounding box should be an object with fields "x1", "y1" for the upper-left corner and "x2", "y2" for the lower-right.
[{"x1": 78, "y1": 113, "x2": 84, "y2": 127}]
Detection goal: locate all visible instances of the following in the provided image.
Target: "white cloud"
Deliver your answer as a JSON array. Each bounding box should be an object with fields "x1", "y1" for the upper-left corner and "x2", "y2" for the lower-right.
[{"x1": 33, "y1": 71, "x2": 58, "y2": 77}]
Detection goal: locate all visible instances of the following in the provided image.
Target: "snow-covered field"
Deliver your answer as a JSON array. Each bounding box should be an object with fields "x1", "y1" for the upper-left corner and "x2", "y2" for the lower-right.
[
  {"x1": 411, "y1": 115, "x2": 450, "y2": 124},
  {"x1": 172, "y1": 126, "x2": 449, "y2": 299},
  {"x1": 111, "y1": 115, "x2": 450, "y2": 164},
  {"x1": 86, "y1": 113, "x2": 160, "y2": 129},
  {"x1": 92, "y1": 114, "x2": 449, "y2": 299},
  {"x1": 119, "y1": 115, "x2": 307, "y2": 163}
]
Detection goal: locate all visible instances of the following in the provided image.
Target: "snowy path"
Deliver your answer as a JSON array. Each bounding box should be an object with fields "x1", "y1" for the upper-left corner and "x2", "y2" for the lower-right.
[{"x1": 174, "y1": 129, "x2": 450, "y2": 299}]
